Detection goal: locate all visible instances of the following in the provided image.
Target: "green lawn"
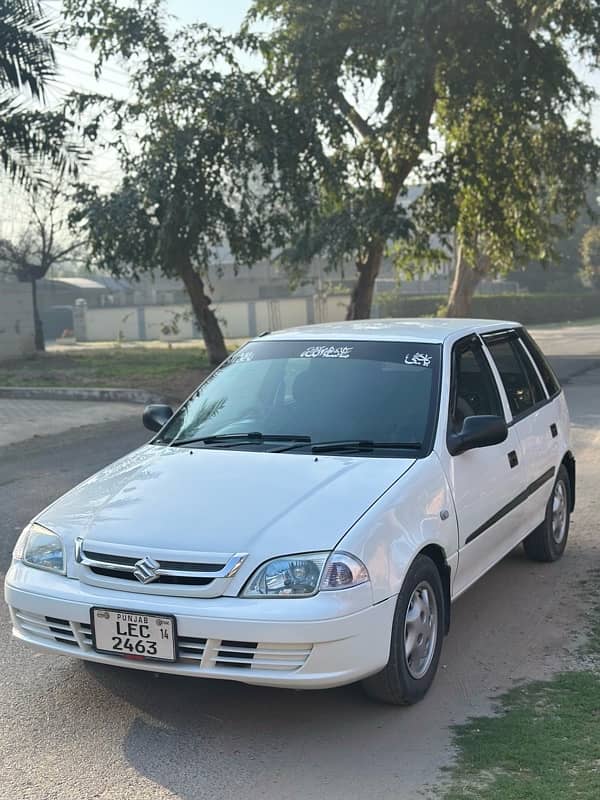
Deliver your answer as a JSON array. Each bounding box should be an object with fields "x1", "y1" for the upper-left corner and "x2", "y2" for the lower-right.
[
  {"x1": 441, "y1": 575, "x2": 600, "y2": 800},
  {"x1": 442, "y1": 673, "x2": 600, "y2": 800},
  {"x1": 0, "y1": 347, "x2": 212, "y2": 401}
]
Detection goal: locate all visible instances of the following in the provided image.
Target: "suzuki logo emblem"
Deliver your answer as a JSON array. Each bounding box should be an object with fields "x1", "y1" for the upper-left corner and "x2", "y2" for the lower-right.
[{"x1": 133, "y1": 556, "x2": 161, "y2": 584}]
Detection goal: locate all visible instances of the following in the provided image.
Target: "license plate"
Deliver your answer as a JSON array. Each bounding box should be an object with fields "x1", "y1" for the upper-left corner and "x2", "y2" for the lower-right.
[{"x1": 91, "y1": 608, "x2": 177, "y2": 662}]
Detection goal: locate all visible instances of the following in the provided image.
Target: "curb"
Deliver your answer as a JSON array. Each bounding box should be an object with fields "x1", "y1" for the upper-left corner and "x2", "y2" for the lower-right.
[{"x1": 0, "y1": 386, "x2": 166, "y2": 405}]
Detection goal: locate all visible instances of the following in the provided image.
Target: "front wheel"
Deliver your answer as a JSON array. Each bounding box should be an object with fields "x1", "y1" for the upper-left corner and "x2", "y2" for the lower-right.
[
  {"x1": 523, "y1": 464, "x2": 571, "y2": 562},
  {"x1": 362, "y1": 555, "x2": 445, "y2": 705}
]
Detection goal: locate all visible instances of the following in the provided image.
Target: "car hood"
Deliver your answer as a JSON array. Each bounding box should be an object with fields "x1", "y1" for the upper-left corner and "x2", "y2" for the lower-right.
[{"x1": 37, "y1": 444, "x2": 416, "y2": 560}]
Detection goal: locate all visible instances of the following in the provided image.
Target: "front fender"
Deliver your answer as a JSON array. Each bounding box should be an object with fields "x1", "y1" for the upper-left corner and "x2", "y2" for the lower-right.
[{"x1": 336, "y1": 454, "x2": 458, "y2": 605}]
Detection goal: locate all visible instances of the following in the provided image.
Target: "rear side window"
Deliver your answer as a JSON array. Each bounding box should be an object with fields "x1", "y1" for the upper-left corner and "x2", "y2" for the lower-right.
[
  {"x1": 485, "y1": 336, "x2": 546, "y2": 418},
  {"x1": 519, "y1": 329, "x2": 561, "y2": 397}
]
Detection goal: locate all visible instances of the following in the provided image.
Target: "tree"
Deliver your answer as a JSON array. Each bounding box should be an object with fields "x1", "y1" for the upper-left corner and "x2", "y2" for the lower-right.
[
  {"x1": 581, "y1": 226, "x2": 600, "y2": 289},
  {"x1": 64, "y1": 3, "x2": 321, "y2": 364},
  {"x1": 422, "y1": 1, "x2": 600, "y2": 317},
  {"x1": 252, "y1": 0, "x2": 600, "y2": 319},
  {"x1": 0, "y1": 182, "x2": 84, "y2": 349},
  {"x1": 0, "y1": 0, "x2": 83, "y2": 186},
  {"x1": 403, "y1": 111, "x2": 599, "y2": 316}
]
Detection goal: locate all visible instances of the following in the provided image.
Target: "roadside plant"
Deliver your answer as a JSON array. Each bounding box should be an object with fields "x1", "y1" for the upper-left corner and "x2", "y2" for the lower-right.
[
  {"x1": 0, "y1": 0, "x2": 84, "y2": 187},
  {"x1": 580, "y1": 226, "x2": 600, "y2": 290}
]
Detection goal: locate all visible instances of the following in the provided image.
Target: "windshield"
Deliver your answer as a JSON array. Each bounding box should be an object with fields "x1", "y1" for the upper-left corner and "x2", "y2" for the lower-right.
[{"x1": 157, "y1": 339, "x2": 441, "y2": 454}]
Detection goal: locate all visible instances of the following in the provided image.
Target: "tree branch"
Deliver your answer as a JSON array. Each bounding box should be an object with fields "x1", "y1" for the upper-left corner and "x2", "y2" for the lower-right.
[
  {"x1": 52, "y1": 241, "x2": 85, "y2": 263},
  {"x1": 385, "y1": 82, "x2": 437, "y2": 199},
  {"x1": 333, "y1": 87, "x2": 374, "y2": 140}
]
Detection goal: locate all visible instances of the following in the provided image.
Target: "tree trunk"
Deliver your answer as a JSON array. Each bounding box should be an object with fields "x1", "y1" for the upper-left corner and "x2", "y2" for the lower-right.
[
  {"x1": 445, "y1": 244, "x2": 489, "y2": 318},
  {"x1": 30, "y1": 277, "x2": 45, "y2": 351},
  {"x1": 346, "y1": 240, "x2": 385, "y2": 320},
  {"x1": 178, "y1": 260, "x2": 228, "y2": 365}
]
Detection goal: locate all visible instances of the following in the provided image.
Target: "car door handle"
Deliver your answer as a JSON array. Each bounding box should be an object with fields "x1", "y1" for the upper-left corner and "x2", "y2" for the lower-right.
[
  {"x1": 550, "y1": 423, "x2": 558, "y2": 438},
  {"x1": 508, "y1": 450, "x2": 519, "y2": 468}
]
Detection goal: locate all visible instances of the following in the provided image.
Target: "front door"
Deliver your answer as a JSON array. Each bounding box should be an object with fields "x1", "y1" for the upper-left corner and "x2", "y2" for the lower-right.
[{"x1": 443, "y1": 336, "x2": 530, "y2": 597}]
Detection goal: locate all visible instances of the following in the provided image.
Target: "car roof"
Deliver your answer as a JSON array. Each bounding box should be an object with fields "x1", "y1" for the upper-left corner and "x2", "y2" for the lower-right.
[{"x1": 264, "y1": 318, "x2": 521, "y2": 345}]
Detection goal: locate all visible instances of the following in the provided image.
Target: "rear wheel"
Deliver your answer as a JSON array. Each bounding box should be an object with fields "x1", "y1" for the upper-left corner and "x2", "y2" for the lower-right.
[
  {"x1": 523, "y1": 464, "x2": 571, "y2": 562},
  {"x1": 362, "y1": 554, "x2": 445, "y2": 705}
]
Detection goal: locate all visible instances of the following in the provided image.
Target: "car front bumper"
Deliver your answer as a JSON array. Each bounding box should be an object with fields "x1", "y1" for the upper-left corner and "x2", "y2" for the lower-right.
[{"x1": 5, "y1": 563, "x2": 396, "y2": 689}]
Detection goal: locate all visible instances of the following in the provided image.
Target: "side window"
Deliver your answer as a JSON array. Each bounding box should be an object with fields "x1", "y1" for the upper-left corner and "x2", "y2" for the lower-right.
[
  {"x1": 450, "y1": 341, "x2": 503, "y2": 433},
  {"x1": 518, "y1": 329, "x2": 561, "y2": 397},
  {"x1": 485, "y1": 337, "x2": 546, "y2": 418}
]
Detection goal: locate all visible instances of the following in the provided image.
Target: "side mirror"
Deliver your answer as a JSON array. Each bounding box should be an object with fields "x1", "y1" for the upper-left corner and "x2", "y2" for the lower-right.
[
  {"x1": 447, "y1": 415, "x2": 508, "y2": 456},
  {"x1": 143, "y1": 404, "x2": 173, "y2": 433}
]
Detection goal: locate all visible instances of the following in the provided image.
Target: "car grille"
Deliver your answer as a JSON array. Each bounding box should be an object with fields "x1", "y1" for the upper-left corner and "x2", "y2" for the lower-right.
[
  {"x1": 87, "y1": 567, "x2": 215, "y2": 587},
  {"x1": 74, "y1": 539, "x2": 247, "y2": 598},
  {"x1": 12, "y1": 610, "x2": 312, "y2": 673},
  {"x1": 84, "y1": 551, "x2": 224, "y2": 585}
]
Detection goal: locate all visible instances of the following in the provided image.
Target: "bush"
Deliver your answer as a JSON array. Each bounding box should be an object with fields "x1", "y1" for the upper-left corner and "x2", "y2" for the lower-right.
[
  {"x1": 376, "y1": 294, "x2": 447, "y2": 318},
  {"x1": 375, "y1": 291, "x2": 600, "y2": 325}
]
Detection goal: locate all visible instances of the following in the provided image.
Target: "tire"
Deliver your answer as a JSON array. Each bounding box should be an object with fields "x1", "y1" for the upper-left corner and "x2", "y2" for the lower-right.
[
  {"x1": 523, "y1": 464, "x2": 571, "y2": 563},
  {"x1": 362, "y1": 555, "x2": 445, "y2": 705}
]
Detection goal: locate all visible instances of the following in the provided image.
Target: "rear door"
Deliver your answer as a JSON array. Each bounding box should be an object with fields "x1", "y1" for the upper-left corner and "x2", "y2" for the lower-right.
[
  {"x1": 443, "y1": 336, "x2": 529, "y2": 597},
  {"x1": 482, "y1": 330, "x2": 558, "y2": 532}
]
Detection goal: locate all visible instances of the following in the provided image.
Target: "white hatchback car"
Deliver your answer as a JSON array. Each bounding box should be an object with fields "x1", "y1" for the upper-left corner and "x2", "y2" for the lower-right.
[{"x1": 5, "y1": 319, "x2": 574, "y2": 704}]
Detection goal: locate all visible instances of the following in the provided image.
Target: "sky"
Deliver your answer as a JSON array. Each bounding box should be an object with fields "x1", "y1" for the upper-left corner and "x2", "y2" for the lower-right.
[{"x1": 168, "y1": 0, "x2": 250, "y2": 28}]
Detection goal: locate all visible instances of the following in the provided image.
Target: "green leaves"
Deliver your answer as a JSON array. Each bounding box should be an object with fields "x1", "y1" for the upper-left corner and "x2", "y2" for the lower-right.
[
  {"x1": 64, "y1": 7, "x2": 324, "y2": 288},
  {"x1": 397, "y1": 0, "x2": 600, "y2": 285},
  {"x1": 0, "y1": 0, "x2": 56, "y2": 100},
  {"x1": 253, "y1": 0, "x2": 600, "y2": 315},
  {"x1": 580, "y1": 226, "x2": 600, "y2": 288},
  {"x1": 62, "y1": 0, "x2": 600, "y2": 321},
  {"x1": 0, "y1": 1, "x2": 89, "y2": 187},
  {"x1": 0, "y1": 99, "x2": 85, "y2": 187}
]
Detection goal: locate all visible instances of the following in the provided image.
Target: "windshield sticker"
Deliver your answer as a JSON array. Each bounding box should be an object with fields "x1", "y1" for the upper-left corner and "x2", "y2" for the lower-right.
[
  {"x1": 229, "y1": 350, "x2": 256, "y2": 364},
  {"x1": 404, "y1": 352, "x2": 432, "y2": 367},
  {"x1": 300, "y1": 345, "x2": 354, "y2": 359}
]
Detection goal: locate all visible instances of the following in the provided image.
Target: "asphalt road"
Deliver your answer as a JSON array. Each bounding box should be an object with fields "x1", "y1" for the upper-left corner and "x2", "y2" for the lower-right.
[{"x1": 1, "y1": 336, "x2": 600, "y2": 800}]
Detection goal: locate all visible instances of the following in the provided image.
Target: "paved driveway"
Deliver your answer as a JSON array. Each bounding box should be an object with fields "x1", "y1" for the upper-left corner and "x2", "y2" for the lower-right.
[{"x1": 0, "y1": 398, "x2": 140, "y2": 447}]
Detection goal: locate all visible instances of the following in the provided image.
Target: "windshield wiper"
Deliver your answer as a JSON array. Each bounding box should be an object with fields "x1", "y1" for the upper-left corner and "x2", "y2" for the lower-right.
[
  {"x1": 310, "y1": 440, "x2": 422, "y2": 454},
  {"x1": 170, "y1": 432, "x2": 312, "y2": 448}
]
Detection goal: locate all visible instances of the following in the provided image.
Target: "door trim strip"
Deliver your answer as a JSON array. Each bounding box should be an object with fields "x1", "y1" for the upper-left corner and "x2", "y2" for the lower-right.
[{"x1": 465, "y1": 467, "x2": 556, "y2": 545}]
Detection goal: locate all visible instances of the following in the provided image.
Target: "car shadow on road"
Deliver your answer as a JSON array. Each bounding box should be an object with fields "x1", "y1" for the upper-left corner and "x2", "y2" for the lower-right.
[
  {"x1": 77, "y1": 540, "x2": 595, "y2": 800},
  {"x1": 85, "y1": 660, "x2": 419, "y2": 799}
]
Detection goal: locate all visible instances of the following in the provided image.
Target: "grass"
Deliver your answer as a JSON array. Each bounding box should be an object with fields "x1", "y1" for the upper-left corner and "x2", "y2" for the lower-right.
[
  {"x1": 442, "y1": 673, "x2": 600, "y2": 800},
  {"x1": 579, "y1": 569, "x2": 600, "y2": 657},
  {"x1": 0, "y1": 347, "x2": 212, "y2": 401},
  {"x1": 441, "y1": 569, "x2": 600, "y2": 800}
]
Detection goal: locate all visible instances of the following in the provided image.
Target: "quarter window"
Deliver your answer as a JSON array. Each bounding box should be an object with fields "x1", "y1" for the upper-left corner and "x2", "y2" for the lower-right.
[
  {"x1": 518, "y1": 329, "x2": 561, "y2": 397},
  {"x1": 485, "y1": 336, "x2": 546, "y2": 418},
  {"x1": 450, "y1": 341, "x2": 503, "y2": 433}
]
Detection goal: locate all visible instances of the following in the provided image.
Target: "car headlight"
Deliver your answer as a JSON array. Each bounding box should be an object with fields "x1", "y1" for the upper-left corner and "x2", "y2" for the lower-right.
[
  {"x1": 241, "y1": 551, "x2": 369, "y2": 598},
  {"x1": 13, "y1": 523, "x2": 65, "y2": 575}
]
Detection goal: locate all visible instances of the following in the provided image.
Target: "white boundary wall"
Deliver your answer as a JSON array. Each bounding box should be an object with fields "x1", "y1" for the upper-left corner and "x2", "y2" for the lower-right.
[
  {"x1": 78, "y1": 295, "x2": 351, "y2": 342},
  {"x1": 0, "y1": 283, "x2": 35, "y2": 360}
]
